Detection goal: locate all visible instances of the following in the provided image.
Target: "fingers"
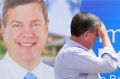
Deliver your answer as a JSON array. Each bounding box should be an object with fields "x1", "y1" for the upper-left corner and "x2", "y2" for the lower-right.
[{"x1": 98, "y1": 22, "x2": 107, "y2": 38}]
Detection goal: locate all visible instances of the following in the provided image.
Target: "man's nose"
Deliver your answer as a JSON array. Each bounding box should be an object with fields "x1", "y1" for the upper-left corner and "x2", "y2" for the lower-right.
[{"x1": 22, "y1": 27, "x2": 34, "y2": 38}]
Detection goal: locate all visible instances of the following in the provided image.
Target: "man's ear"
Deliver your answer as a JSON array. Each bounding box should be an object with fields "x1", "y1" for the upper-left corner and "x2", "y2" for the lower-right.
[
  {"x1": 46, "y1": 21, "x2": 49, "y2": 31},
  {"x1": 0, "y1": 21, "x2": 5, "y2": 35},
  {"x1": 83, "y1": 31, "x2": 89, "y2": 40}
]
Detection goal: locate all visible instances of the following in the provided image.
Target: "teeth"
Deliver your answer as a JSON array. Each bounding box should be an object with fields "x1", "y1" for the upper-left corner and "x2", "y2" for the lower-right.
[{"x1": 20, "y1": 43, "x2": 33, "y2": 47}]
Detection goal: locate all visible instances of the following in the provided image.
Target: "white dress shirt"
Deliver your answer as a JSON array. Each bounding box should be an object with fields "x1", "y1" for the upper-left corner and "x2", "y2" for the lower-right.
[
  {"x1": 0, "y1": 53, "x2": 55, "y2": 79},
  {"x1": 54, "y1": 38, "x2": 118, "y2": 79}
]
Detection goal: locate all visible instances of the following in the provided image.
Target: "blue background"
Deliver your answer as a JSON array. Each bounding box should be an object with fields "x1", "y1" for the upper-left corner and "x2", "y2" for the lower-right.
[{"x1": 80, "y1": 0, "x2": 120, "y2": 78}]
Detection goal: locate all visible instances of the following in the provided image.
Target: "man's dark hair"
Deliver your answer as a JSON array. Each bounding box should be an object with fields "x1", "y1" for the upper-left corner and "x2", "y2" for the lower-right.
[
  {"x1": 2, "y1": 0, "x2": 48, "y2": 24},
  {"x1": 71, "y1": 12, "x2": 101, "y2": 37}
]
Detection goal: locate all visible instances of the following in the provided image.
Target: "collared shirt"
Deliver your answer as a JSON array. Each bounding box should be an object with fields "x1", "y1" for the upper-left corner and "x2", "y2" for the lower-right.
[
  {"x1": 54, "y1": 38, "x2": 118, "y2": 79},
  {"x1": 0, "y1": 53, "x2": 55, "y2": 79}
]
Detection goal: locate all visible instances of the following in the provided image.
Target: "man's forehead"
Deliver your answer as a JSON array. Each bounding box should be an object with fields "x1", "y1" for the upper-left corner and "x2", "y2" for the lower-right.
[{"x1": 6, "y1": 2, "x2": 43, "y2": 15}]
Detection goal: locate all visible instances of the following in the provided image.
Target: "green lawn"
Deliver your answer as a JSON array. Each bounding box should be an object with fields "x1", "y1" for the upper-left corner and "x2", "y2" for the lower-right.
[{"x1": 0, "y1": 39, "x2": 6, "y2": 59}]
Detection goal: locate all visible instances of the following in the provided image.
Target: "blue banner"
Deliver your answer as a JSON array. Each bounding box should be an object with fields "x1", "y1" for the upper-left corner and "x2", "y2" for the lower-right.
[{"x1": 80, "y1": 0, "x2": 120, "y2": 79}]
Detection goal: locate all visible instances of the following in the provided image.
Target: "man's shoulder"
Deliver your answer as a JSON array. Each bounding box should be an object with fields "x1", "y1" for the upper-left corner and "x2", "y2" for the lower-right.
[
  {"x1": 0, "y1": 57, "x2": 6, "y2": 66},
  {"x1": 60, "y1": 46, "x2": 85, "y2": 54},
  {"x1": 0, "y1": 58, "x2": 8, "y2": 78}
]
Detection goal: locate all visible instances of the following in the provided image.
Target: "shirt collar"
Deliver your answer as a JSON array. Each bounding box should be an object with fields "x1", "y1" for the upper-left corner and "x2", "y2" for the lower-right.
[
  {"x1": 31, "y1": 58, "x2": 44, "y2": 79},
  {"x1": 3, "y1": 53, "x2": 27, "y2": 79},
  {"x1": 65, "y1": 38, "x2": 88, "y2": 51}
]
